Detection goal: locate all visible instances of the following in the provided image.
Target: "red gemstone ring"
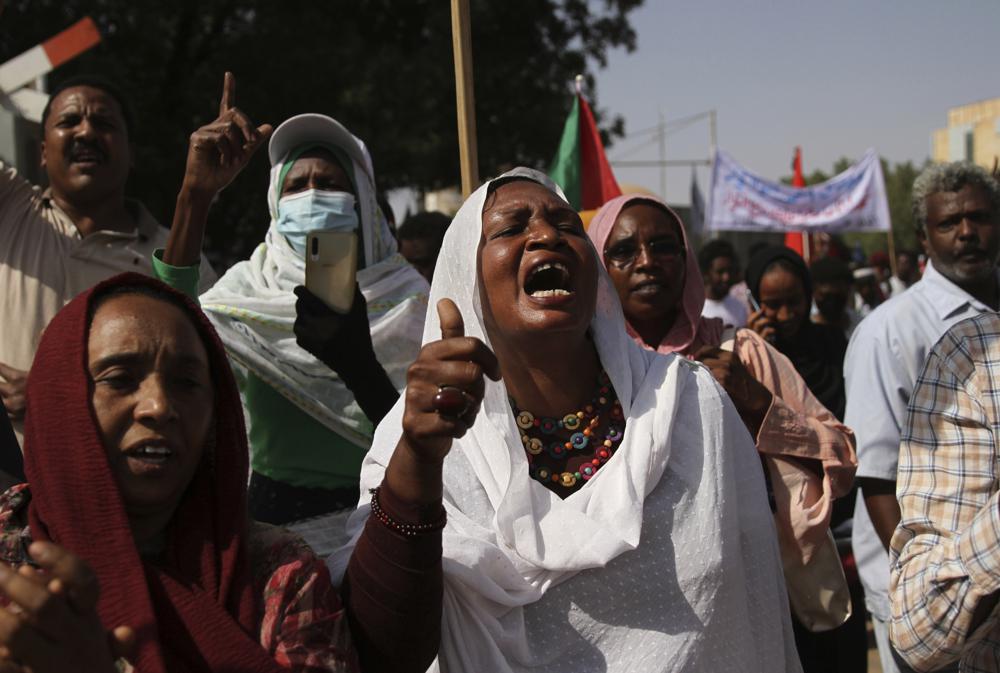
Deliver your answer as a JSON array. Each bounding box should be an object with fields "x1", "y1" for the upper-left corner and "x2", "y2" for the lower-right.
[{"x1": 433, "y1": 385, "x2": 473, "y2": 418}]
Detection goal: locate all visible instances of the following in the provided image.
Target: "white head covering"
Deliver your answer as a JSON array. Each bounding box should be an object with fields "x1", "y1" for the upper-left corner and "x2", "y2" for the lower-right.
[
  {"x1": 199, "y1": 115, "x2": 429, "y2": 445},
  {"x1": 331, "y1": 168, "x2": 799, "y2": 672}
]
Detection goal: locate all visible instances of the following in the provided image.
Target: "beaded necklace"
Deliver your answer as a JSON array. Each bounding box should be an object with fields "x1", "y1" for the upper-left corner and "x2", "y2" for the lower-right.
[{"x1": 511, "y1": 370, "x2": 625, "y2": 490}]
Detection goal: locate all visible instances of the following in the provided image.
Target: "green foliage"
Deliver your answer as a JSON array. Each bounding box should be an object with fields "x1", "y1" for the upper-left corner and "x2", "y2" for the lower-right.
[{"x1": 3, "y1": 0, "x2": 641, "y2": 266}]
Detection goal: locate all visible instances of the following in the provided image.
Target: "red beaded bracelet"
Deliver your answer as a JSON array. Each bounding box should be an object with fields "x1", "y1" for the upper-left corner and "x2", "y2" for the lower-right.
[{"x1": 369, "y1": 487, "x2": 447, "y2": 537}]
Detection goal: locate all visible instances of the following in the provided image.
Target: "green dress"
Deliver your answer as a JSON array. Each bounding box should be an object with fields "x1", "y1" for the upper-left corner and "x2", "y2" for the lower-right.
[{"x1": 152, "y1": 251, "x2": 365, "y2": 491}]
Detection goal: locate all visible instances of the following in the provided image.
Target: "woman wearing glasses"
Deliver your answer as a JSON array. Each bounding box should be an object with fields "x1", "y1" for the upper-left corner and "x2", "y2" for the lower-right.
[{"x1": 588, "y1": 194, "x2": 858, "y2": 672}]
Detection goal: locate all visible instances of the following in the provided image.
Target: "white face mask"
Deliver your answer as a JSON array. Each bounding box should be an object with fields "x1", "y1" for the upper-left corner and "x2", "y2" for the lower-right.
[{"x1": 275, "y1": 189, "x2": 359, "y2": 255}]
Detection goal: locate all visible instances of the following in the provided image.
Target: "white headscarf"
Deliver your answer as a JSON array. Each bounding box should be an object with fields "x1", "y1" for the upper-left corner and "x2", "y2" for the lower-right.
[
  {"x1": 199, "y1": 124, "x2": 429, "y2": 446},
  {"x1": 330, "y1": 169, "x2": 799, "y2": 672}
]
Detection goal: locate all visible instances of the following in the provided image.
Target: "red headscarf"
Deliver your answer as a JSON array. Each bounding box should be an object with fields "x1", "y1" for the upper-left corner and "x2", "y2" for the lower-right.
[
  {"x1": 22, "y1": 273, "x2": 284, "y2": 672},
  {"x1": 587, "y1": 194, "x2": 724, "y2": 356}
]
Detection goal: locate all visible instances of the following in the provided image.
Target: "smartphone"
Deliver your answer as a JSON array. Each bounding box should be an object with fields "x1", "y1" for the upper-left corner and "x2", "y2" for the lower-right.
[
  {"x1": 746, "y1": 288, "x2": 775, "y2": 343},
  {"x1": 305, "y1": 230, "x2": 357, "y2": 314}
]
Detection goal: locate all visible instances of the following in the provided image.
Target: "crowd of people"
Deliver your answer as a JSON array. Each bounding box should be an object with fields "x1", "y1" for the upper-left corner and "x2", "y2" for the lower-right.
[{"x1": 0, "y1": 65, "x2": 998, "y2": 673}]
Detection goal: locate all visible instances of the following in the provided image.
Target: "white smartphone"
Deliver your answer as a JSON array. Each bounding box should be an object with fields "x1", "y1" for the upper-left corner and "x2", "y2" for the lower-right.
[{"x1": 305, "y1": 230, "x2": 358, "y2": 313}]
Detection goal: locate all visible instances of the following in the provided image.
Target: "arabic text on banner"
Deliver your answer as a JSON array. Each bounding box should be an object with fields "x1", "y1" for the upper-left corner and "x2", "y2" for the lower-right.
[{"x1": 706, "y1": 149, "x2": 891, "y2": 233}]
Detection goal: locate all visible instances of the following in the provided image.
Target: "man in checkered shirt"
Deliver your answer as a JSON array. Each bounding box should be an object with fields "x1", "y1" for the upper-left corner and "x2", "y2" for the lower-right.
[
  {"x1": 891, "y1": 312, "x2": 1000, "y2": 671},
  {"x1": 847, "y1": 161, "x2": 1000, "y2": 673}
]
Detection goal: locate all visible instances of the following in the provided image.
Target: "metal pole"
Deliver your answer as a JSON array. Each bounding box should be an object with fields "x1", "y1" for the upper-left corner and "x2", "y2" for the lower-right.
[
  {"x1": 610, "y1": 159, "x2": 711, "y2": 167},
  {"x1": 709, "y1": 109, "x2": 717, "y2": 156},
  {"x1": 658, "y1": 110, "x2": 666, "y2": 199}
]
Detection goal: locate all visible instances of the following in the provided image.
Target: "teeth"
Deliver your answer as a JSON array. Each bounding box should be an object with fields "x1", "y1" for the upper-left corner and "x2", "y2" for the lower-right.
[
  {"x1": 530, "y1": 289, "x2": 571, "y2": 297},
  {"x1": 532, "y1": 262, "x2": 568, "y2": 276},
  {"x1": 136, "y1": 445, "x2": 171, "y2": 456}
]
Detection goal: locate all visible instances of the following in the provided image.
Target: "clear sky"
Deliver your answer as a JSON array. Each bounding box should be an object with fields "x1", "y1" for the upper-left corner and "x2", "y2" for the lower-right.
[{"x1": 592, "y1": 0, "x2": 1000, "y2": 206}]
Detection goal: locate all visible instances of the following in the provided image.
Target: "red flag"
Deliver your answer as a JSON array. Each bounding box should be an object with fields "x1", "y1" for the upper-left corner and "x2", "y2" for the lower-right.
[
  {"x1": 784, "y1": 146, "x2": 806, "y2": 255},
  {"x1": 577, "y1": 94, "x2": 622, "y2": 210}
]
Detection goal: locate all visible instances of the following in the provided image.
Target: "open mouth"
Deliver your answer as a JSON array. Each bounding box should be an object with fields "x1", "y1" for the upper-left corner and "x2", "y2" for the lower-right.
[
  {"x1": 524, "y1": 261, "x2": 573, "y2": 298},
  {"x1": 124, "y1": 441, "x2": 175, "y2": 468},
  {"x1": 631, "y1": 278, "x2": 666, "y2": 295},
  {"x1": 69, "y1": 145, "x2": 106, "y2": 166}
]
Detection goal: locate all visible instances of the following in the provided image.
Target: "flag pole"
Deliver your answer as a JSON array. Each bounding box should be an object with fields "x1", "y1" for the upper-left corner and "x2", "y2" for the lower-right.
[{"x1": 451, "y1": 0, "x2": 479, "y2": 197}]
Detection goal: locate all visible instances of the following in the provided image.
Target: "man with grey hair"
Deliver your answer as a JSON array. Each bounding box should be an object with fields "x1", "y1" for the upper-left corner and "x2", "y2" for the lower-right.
[{"x1": 845, "y1": 161, "x2": 1000, "y2": 673}]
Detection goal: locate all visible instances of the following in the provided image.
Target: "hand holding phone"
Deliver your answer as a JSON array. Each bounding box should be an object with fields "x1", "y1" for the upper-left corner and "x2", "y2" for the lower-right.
[
  {"x1": 745, "y1": 289, "x2": 776, "y2": 344},
  {"x1": 305, "y1": 230, "x2": 358, "y2": 313}
]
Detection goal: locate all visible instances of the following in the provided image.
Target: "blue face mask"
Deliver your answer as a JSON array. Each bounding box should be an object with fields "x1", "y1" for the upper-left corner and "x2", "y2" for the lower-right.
[{"x1": 275, "y1": 189, "x2": 359, "y2": 255}]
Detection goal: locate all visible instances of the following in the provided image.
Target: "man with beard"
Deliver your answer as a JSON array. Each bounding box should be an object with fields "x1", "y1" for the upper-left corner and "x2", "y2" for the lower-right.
[
  {"x1": 0, "y1": 77, "x2": 216, "y2": 442},
  {"x1": 845, "y1": 161, "x2": 1000, "y2": 673}
]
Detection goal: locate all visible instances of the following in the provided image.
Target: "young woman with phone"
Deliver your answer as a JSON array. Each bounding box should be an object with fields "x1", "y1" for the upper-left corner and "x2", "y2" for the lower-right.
[
  {"x1": 744, "y1": 246, "x2": 850, "y2": 421},
  {"x1": 155, "y1": 74, "x2": 429, "y2": 553}
]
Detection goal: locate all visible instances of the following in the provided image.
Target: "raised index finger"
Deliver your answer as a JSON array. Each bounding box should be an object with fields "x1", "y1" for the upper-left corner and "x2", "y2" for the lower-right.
[
  {"x1": 219, "y1": 71, "x2": 235, "y2": 116},
  {"x1": 437, "y1": 298, "x2": 465, "y2": 340}
]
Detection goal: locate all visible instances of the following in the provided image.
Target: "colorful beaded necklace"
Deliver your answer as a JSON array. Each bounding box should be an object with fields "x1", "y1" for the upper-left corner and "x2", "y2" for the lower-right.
[{"x1": 511, "y1": 370, "x2": 625, "y2": 490}]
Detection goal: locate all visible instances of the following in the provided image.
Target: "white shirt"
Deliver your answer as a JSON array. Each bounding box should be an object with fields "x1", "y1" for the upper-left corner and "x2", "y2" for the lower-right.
[
  {"x1": 0, "y1": 162, "x2": 217, "y2": 443},
  {"x1": 702, "y1": 293, "x2": 748, "y2": 328},
  {"x1": 845, "y1": 261, "x2": 998, "y2": 619}
]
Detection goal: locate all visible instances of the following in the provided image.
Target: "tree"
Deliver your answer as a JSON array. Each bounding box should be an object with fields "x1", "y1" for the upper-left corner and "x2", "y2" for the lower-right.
[{"x1": 2, "y1": 0, "x2": 641, "y2": 266}]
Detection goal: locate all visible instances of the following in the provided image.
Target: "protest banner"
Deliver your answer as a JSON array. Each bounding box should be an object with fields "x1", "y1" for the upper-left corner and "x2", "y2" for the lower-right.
[{"x1": 706, "y1": 148, "x2": 890, "y2": 233}]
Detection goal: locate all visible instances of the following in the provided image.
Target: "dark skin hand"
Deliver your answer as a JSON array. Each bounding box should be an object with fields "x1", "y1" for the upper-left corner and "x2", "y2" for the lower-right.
[
  {"x1": 293, "y1": 284, "x2": 399, "y2": 425},
  {"x1": 383, "y1": 299, "x2": 501, "y2": 507},
  {"x1": 164, "y1": 72, "x2": 272, "y2": 267},
  {"x1": 0, "y1": 364, "x2": 25, "y2": 422},
  {"x1": 0, "y1": 541, "x2": 135, "y2": 673},
  {"x1": 693, "y1": 345, "x2": 773, "y2": 439},
  {"x1": 862, "y1": 474, "x2": 1000, "y2": 632},
  {"x1": 746, "y1": 308, "x2": 777, "y2": 344},
  {"x1": 858, "y1": 477, "x2": 900, "y2": 552}
]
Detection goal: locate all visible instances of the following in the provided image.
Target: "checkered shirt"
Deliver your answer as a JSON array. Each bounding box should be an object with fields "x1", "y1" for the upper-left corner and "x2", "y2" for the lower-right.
[{"x1": 890, "y1": 312, "x2": 1000, "y2": 672}]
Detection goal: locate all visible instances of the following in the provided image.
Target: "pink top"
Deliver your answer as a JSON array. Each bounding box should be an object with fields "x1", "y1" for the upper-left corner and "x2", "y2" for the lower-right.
[
  {"x1": 589, "y1": 193, "x2": 856, "y2": 563},
  {"x1": 730, "y1": 327, "x2": 857, "y2": 562}
]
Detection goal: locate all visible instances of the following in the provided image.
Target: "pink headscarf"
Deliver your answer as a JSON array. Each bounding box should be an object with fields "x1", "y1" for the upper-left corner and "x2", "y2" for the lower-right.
[{"x1": 588, "y1": 194, "x2": 723, "y2": 356}]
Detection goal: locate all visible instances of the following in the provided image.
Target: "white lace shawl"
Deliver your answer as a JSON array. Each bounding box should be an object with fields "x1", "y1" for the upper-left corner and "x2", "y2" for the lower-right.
[{"x1": 199, "y1": 131, "x2": 428, "y2": 446}]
